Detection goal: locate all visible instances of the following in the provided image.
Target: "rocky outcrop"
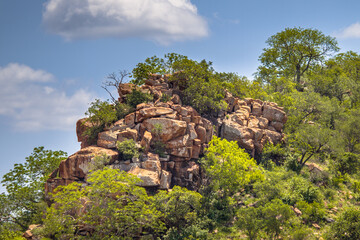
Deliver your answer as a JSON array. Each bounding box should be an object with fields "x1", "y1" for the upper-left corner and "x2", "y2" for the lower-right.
[{"x1": 46, "y1": 73, "x2": 287, "y2": 196}]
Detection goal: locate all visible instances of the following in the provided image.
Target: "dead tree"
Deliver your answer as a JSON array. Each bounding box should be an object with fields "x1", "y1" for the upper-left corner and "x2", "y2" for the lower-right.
[{"x1": 102, "y1": 70, "x2": 131, "y2": 103}]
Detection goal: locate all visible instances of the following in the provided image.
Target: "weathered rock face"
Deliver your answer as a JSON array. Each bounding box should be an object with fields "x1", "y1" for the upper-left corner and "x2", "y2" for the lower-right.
[{"x1": 46, "y1": 73, "x2": 287, "y2": 196}]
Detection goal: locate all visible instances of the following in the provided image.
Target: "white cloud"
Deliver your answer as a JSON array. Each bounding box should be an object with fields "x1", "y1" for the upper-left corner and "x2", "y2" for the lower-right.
[
  {"x1": 42, "y1": 0, "x2": 209, "y2": 44},
  {"x1": 0, "y1": 63, "x2": 93, "y2": 131},
  {"x1": 334, "y1": 22, "x2": 360, "y2": 39}
]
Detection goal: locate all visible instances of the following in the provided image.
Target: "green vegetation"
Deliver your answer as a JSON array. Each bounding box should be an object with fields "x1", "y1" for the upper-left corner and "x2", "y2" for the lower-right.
[
  {"x1": 3, "y1": 27, "x2": 360, "y2": 239},
  {"x1": 0, "y1": 147, "x2": 67, "y2": 239},
  {"x1": 116, "y1": 139, "x2": 141, "y2": 160}
]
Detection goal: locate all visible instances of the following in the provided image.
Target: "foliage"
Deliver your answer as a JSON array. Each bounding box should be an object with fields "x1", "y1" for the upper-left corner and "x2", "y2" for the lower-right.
[
  {"x1": 126, "y1": 88, "x2": 153, "y2": 108},
  {"x1": 116, "y1": 139, "x2": 140, "y2": 160},
  {"x1": 89, "y1": 153, "x2": 111, "y2": 171},
  {"x1": 0, "y1": 147, "x2": 67, "y2": 232},
  {"x1": 114, "y1": 101, "x2": 134, "y2": 120},
  {"x1": 236, "y1": 199, "x2": 294, "y2": 240},
  {"x1": 200, "y1": 137, "x2": 263, "y2": 225},
  {"x1": 131, "y1": 53, "x2": 188, "y2": 85},
  {"x1": 333, "y1": 152, "x2": 360, "y2": 175},
  {"x1": 258, "y1": 27, "x2": 339, "y2": 87},
  {"x1": 201, "y1": 136, "x2": 263, "y2": 196},
  {"x1": 84, "y1": 99, "x2": 118, "y2": 144},
  {"x1": 41, "y1": 168, "x2": 164, "y2": 239},
  {"x1": 154, "y1": 186, "x2": 206, "y2": 239},
  {"x1": 328, "y1": 207, "x2": 360, "y2": 239},
  {"x1": 296, "y1": 201, "x2": 326, "y2": 224}
]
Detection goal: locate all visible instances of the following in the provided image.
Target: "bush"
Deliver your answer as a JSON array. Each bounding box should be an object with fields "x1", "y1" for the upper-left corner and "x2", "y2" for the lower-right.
[
  {"x1": 115, "y1": 101, "x2": 134, "y2": 120},
  {"x1": 126, "y1": 89, "x2": 153, "y2": 108},
  {"x1": 84, "y1": 99, "x2": 118, "y2": 144},
  {"x1": 116, "y1": 139, "x2": 140, "y2": 160},
  {"x1": 89, "y1": 154, "x2": 111, "y2": 171},
  {"x1": 333, "y1": 152, "x2": 360, "y2": 175},
  {"x1": 296, "y1": 201, "x2": 326, "y2": 224},
  {"x1": 328, "y1": 207, "x2": 360, "y2": 239},
  {"x1": 260, "y1": 143, "x2": 289, "y2": 167}
]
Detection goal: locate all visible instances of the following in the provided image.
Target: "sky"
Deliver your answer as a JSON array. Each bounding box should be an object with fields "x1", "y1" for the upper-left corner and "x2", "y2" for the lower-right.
[{"x1": 1, "y1": 0, "x2": 360, "y2": 192}]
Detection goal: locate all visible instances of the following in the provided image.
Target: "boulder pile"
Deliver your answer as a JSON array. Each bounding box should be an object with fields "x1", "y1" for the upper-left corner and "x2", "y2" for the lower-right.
[{"x1": 45, "y1": 74, "x2": 287, "y2": 195}]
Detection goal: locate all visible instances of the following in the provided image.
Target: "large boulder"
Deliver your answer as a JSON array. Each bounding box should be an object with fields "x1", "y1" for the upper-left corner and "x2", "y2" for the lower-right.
[
  {"x1": 128, "y1": 167, "x2": 160, "y2": 187},
  {"x1": 142, "y1": 118, "x2": 187, "y2": 142},
  {"x1": 56, "y1": 146, "x2": 118, "y2": 180}
]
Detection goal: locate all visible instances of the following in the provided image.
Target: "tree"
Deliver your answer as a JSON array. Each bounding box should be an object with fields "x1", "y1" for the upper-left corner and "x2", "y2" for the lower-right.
[
  {"x1": 154, "y1": 186, "x2": 207, "y2": 239},
  {"x1": 201, "y1": 136, "x2": 263, "y2": 197},
  {"x1": 41, "y1": 168, "x2": 164, "y2": 239},
  {"x1": 200, "y1": 137, "x2": 263, "y2": 225},
  {"x1": 0, "y1": 147, "x2": 67, "y2": 233},
  {"x1": 258, "y1": 27, "x2": 339, "y2": 87}
]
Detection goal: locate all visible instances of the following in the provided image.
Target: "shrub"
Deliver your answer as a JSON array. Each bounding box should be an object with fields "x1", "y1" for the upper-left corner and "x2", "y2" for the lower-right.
[
  {"x1": 333, "y1": 152, "x2": 360, "y2": 175},
  {"x1": 296, "y1": 201, "x2": 326, "y2": 224},
  {"x1": 115, "y1": 101, "x2": 134, "y2": 120},
  {"x1": 160, "y1": 93, "x2": 171, "y2": 103},
  {"x1": 116, "y1": 139, "x2": 140, "y2": 160},
  {"x1": 328, "y1": 207, "x2": 360, "y2": 239},
  {"x1": 84, "y1": 99, "x2": 117, "y2": 144},
  {"x1": 89, "y1": 154, "x2": 111, "y2": 171},
  {"x1": 126, "y1": 89, "x2": 153, "y2": 108},
  {"x1": 260, "y1": 143, "x2": 289, "y2": 167}
]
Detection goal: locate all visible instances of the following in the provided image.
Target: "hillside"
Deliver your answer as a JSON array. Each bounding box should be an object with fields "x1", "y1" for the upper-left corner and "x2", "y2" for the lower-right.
[{"x1": 2, "y1": 28, "x2": 360, "y2": 239}]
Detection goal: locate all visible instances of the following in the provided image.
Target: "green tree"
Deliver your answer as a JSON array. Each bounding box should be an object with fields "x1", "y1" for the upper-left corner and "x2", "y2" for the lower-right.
[
  {"x1": 200, "y1": 137, "x2": 263, "y2": 225},
  {"x1": 41, "y1": 168, "x2": 164, "y2": 239},
  {"x1": 0, "y1": 147, "x2": 67, "y2": 233},
  {"x1": 154, "y1": 186, "x2": 207, "y2": 239},
  {"x1": 258, "y1": 27, "x2": 339, "y2": 88}
]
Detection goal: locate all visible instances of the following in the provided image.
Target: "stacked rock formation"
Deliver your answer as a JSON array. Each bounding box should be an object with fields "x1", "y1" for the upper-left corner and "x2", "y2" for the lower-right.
[{"x1": 45, "y1": 74, "x2": 287, "y2": 196}]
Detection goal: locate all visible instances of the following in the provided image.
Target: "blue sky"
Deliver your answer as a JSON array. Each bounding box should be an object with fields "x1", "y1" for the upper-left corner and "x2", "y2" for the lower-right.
[{"x1": 1, "y1": 0, "x2": 360, "y2": 192}]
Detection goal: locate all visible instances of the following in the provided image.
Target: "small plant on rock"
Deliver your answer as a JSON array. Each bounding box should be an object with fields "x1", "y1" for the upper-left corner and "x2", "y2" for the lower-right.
[{"x1": 116, "y1": 139, "x2": 140, "y2": 160}]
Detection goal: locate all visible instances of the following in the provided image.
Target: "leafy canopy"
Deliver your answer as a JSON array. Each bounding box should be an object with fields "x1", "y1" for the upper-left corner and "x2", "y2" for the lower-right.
[{"x1": 258, "y1": 27, "x2": 339, "y2": 86}]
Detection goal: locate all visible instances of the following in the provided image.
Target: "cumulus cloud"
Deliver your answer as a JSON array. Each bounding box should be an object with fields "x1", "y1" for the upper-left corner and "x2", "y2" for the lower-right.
[
  {"x1": 0, "y1": 63, "x2": 93, "y2": 131},
  {"x1": 334, "y1": 22, "x2": 360, "y2": 39},
  {"x1": 42, "y1": 0, "x2": 209, "y2": 44}
]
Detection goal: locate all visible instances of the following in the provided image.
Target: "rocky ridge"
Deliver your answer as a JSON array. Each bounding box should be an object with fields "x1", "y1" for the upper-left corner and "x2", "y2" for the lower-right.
[{"x1": 45, "y1": 74, "x2": 287, "y2": 196}]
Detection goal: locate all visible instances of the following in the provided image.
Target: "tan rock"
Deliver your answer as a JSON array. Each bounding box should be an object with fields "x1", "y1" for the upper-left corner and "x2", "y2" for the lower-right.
[
  {"x1": 248, "y1": 117, "x2": 259, "y2": 128},
  {"x1": 195, "y1": 125, "x2": 207, "y2": 143},
  {"x1": 136, "y1": 102, "x2": 154, "y2": 110},
  {"x1": 263, "y1": 104, "x2": 287, "y2": 123},
  {"x1": 124, "y1": 112, "x2": 135, "y2": 126},
  {"x1": 76, "y1": 118, "x2": 93, "y2": 148},
  {"x1": 252, "y1": 101, "x2": 263, "y2": 116},
  {"x1": 170, "y1": 146, "x2": 191, "y2": 158},
  {"x1": 263, "y1": 129, "x2": 283, "y2": 145},
  {"x1": 57, "y1": 146, "x2": 119, "y2": 180},
  {"x1": 97, "y1": 130, "x2": 119, "y2": 148},
  {"x1": 140, "y1": 131, "x2": 152, "y2": 153},
  {"x1": 118, "y1": 83, "x2": 136, "y2": 96},
  {"x1": 191, "y1": 144, "x2": 201, "y2": 159},
  {"x1": 129, "y1": 167, "x2": 160, "y2": 187},
  {"x1": 231, "y1": 113, "x2": 248, "y2": 126},
  {"x1": 141, "y1": 159, "x2": 161, "y2": 176},
  {"x1": 270, "y1": 121, "x2": 284, "y2": 132},
  {"x1": 159, "y1": 170, "x2": 172, "y2": 189},
  {"x1": 142, "y1": 118, "x2": 187, "y2": 142},
  {"x1": 258, "y1": 117, "x2": 269, "y2": 129},
  {"x1": 187, "y1": 123, "x2": 198, "y2": 141},
  {"x1": 111, "y1": 162, "x2": 141, "y2": 172},
  {"x1": 136, "y1": 107, "x2": 174, "y2": 122},
  {"x1": 191, "y1": 115, "x2": 201, "y2": 124},
  {"x1": 166, "y1": 134, "x2": 190, "y2": 149},
  {"x1": 117, "y1": 128, "x2": 138, "y2": 142},
  {"x1": 220, "y1": 121, "x2": 254, "y2": 142}
]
